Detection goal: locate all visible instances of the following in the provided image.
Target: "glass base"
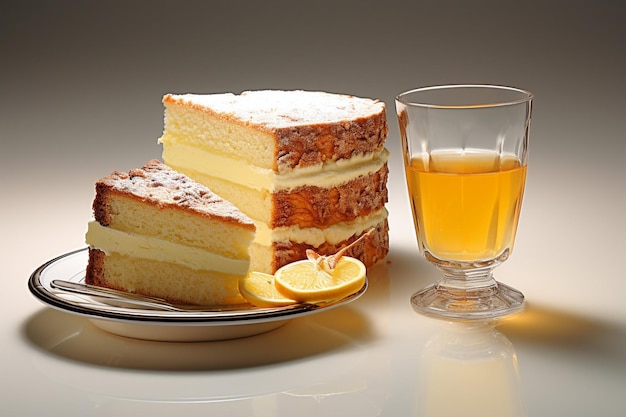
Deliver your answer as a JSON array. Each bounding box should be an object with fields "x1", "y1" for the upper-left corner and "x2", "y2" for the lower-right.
[{"x1": 410, "y1": 281, "x2": 525, "y2": 321}]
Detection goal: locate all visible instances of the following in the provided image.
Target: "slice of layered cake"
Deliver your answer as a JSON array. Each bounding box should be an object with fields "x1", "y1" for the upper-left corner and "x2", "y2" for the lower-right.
[
  {"x1": 158, "y1": 90, "x2": 389, "y2": 274},
  {"x1": 85, "y1": 159, "x2": 256, "y2": 305}
]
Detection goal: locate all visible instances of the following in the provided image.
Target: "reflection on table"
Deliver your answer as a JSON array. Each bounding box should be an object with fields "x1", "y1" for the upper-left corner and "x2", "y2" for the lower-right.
[{"x1": 414, "y1": 321, "x2": 525, "y2": 417}]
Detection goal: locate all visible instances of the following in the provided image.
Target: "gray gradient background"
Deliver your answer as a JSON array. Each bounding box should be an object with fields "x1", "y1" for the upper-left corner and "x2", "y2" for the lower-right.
[
  {"x1": 3, "y1": 1, "x2": 624, "y2": 238},
  {"x1": 2, "y1": 1, "x2": 626, "y2": 415}
]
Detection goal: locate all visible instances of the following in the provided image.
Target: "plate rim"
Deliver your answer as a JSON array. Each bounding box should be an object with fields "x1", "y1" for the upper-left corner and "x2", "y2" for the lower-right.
[{"x1": 28, "y1": 248, "x2": 367, "y2": 327}]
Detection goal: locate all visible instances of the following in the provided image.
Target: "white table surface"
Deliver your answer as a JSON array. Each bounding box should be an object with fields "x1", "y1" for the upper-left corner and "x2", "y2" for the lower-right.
[
  {"x1": 2, "y1": 2, "x2": 625, "y2": 416},
  {"x1": 4, "y1": 139, "x2": 626, "y2": 416}
]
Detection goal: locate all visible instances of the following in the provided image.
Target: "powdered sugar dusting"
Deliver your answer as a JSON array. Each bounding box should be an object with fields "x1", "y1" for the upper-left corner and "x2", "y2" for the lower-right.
[
  {"x1": 101, "y1": 160, "x2": 254, "y2": 229},
  {"x1": 168, "y1": 90, "x2": 385, "y2": 128}
]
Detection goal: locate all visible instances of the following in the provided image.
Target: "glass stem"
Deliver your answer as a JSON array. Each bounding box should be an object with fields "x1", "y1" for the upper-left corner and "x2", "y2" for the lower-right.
[{"x1": 435, "y1": 265, "x2": 498, "y2": 299}]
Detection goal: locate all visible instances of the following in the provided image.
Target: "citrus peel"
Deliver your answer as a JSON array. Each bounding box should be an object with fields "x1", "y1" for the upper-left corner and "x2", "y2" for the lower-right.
[
  {"x1": 273, "y1": 256, "x2": 366, "y2": 303},
  {"x1": 238, "y1": 271, "x2": 297, "y2": 307}
]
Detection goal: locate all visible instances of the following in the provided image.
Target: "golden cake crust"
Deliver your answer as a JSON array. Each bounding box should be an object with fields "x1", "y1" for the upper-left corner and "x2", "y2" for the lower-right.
[
  {"x1": 272, "y1": 113, "x2": 388, "y2": 172},
  {"x1": 86, "y1": 248, "x2": 106, "y2": 287},
  {"x1": 272, "y1": 163, "x2": 389, "y2": 228}
]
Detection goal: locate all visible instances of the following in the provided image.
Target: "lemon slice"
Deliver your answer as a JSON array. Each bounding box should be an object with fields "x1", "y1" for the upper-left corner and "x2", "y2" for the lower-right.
[
  {"x1": 274, "y1": 256, "x2": 366, "y2": 303},
  {"x1": 239, "y1": 271, "x2": 297, "y2": 307}
]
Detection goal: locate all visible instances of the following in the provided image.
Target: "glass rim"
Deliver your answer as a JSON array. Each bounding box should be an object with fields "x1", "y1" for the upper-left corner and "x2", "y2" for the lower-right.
[{"x1": 395, "y1": 84, "x2": 533, "y2": 109}]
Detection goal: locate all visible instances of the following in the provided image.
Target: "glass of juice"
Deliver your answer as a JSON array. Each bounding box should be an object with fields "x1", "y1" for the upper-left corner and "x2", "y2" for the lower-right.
[{"x1": 396, "y1": 84, "x2": 533, "y2": 320}]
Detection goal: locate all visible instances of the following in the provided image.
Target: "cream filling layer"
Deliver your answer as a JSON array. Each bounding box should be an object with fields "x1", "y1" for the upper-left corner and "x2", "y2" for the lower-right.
[
  {"x1": 254, "y1": 208, "x2": 388, "y2": 247},
  {"x1": 86, "y1": 221, "x2": 250, "y2": 275},
  {"x1": 161, "y1": 142, "x2": 390, "y2": 192}
]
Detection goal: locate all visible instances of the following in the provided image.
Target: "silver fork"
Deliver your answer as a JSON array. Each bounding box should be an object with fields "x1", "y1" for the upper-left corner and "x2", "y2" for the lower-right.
[{"x1": 50, "y1": 279, "x2": 250, "y2": 312}]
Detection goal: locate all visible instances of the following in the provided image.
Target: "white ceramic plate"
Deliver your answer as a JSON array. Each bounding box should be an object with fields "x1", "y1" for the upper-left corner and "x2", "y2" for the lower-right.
[{"x1": 28, "y1": 248, "x2": 367, "y2": 342}]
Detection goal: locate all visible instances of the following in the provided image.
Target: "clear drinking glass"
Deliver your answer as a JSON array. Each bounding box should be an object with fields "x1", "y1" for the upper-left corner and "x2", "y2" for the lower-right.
[{"x1": 396, "y1": 85, "x2": 532, "y2": 320}]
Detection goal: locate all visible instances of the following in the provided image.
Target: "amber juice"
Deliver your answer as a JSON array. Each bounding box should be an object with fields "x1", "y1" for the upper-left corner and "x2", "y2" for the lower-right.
[{"x1": 406, "y1": 150, "x2": 527, "y2": 263}]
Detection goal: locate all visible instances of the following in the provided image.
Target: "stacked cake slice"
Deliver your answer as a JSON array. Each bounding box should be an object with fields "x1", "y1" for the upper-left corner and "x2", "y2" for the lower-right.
[
  {"x1": 158, "y1": 90, "x2": 389, "y2": 274},
  {"x1": 85, "y1": 159, "x2": 256, "y2": 305}
]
